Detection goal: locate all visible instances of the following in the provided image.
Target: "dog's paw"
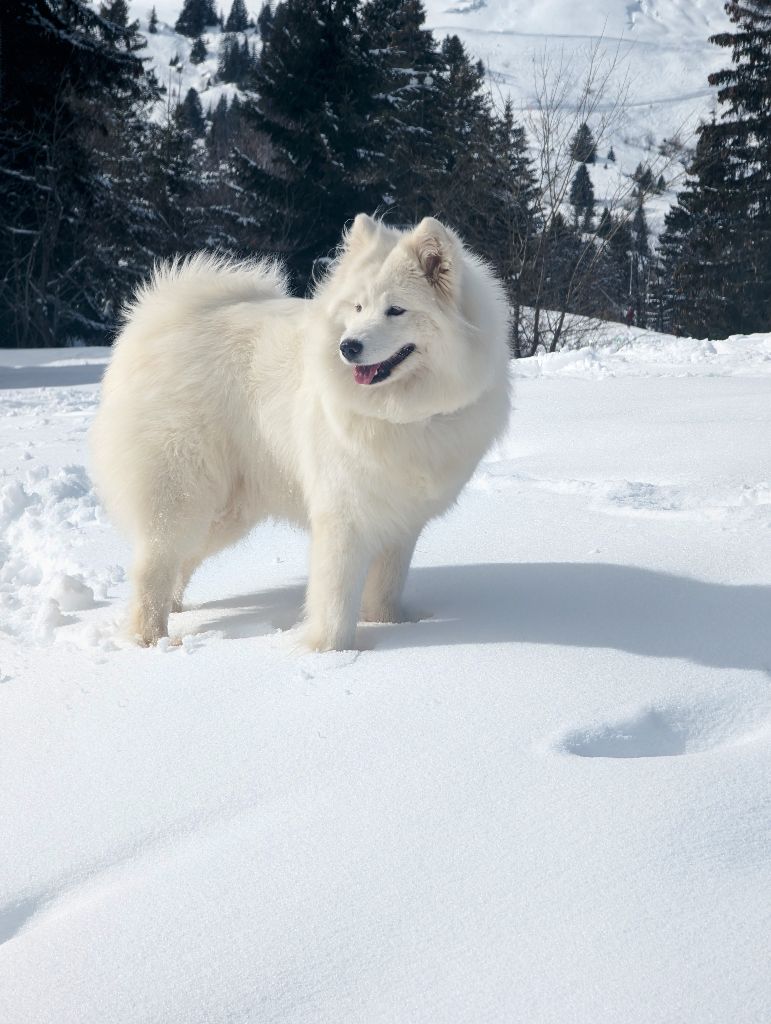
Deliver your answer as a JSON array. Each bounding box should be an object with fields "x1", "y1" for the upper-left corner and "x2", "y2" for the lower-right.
[
  {"x1": 301, "y1": 622, "x2": 358, "y2": 653},
  {"x1": 129, "y1": 616, "x2": 168, "y2": 648}
]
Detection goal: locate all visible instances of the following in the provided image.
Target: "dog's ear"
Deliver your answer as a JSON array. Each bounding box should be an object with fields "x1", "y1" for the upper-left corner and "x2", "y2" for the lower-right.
[
  {"x1": 409, "y1": 217, "x2": 456, "y2": 296},
  {"x1": 345, "y1": 213, "x2": 378, "y2": 250}
]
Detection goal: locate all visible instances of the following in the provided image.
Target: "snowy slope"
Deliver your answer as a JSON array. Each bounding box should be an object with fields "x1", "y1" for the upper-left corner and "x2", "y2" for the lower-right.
[
  {"x1": 129, "y1": 0, "x2": 732, "y2": 235},
  {"x1": 133, "y1": 19, "x2": 254, "y2": 120},
  {"x1": 1, "y1": 330, "x2": 770, "y2": 1023}
]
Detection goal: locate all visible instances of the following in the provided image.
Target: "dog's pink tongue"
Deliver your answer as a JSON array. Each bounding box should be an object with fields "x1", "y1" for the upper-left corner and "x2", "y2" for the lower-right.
[{"x1": 354, "y1": 363, "x2": 380, "y2": 385}]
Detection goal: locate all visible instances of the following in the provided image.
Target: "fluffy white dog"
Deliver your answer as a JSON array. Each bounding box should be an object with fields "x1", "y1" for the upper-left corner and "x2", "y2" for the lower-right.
[{"x1": 91, "y1": 215, "x2": 511, "y2": 650}]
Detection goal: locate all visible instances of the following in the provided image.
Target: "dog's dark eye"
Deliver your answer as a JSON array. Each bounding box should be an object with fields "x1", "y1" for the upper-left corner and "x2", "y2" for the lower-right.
[
  {"x1": 354, "y1": 303, "x2": 362, "y2": 313},
  {"x1": 386, "y1": 306, "x2": 405, "y2": 317}
]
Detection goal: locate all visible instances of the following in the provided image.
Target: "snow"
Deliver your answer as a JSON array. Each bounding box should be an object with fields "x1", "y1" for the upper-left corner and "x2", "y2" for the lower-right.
[
  {"x1": 128, "y1": 0, "x2": 732, "y2": 236},
  {"x1": 1, "y1": 328, "x2": 770, "y2": 1022}
]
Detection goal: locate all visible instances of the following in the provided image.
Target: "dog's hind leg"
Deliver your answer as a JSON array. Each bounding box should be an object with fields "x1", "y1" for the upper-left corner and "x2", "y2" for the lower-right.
[
  {"x1": 170, "y1": 557, "x2": 200, "y2": 614},
  {"x1": 129, "y1": 541, "x2": 184, "y2": 645},
  {"x1": 360, "y1": 531, "x2": 420, "y2": 624}
]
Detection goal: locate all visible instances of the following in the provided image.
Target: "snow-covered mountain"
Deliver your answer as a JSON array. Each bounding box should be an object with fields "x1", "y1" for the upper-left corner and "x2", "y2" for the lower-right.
[{"x1": 129, "y1": 0, "x2": 731, "y2": 234}]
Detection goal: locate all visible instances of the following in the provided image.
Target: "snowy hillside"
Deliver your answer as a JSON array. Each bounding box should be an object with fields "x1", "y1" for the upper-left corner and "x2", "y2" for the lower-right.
[
  {"x1": 132, "y1": 18, "x2": 253, "y2": 120},
  {"x1": 1, "y1": 328, "x2": 770, "y2": 1023},
  {"x1": 130, "y1": 0, "x2": 732, "y2": 234}
]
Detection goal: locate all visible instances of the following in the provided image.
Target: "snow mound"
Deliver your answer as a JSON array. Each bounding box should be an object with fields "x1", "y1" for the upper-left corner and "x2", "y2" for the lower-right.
[
  {"x1": 0, "y1": 465, "x2": 120, "y2": 644},
  {"x1": 516, "y1": 328, "x2": 771, "y2": 378},
  {"x1": 559, "y1": 697, "x2": 771, "y2": 758}
]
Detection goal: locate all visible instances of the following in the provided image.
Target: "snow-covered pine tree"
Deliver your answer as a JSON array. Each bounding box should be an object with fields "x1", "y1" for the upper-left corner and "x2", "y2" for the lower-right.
[
  {"x1": 570, "y1": 122, "x2": 597, "y2": 164},
  {"x1": 148, "y1": 5, "x2": 159, "y2": 32},
  {"x1": 225, "y1": 0, "x2": 250, "y2": 31},
  {"x1": 657, "y1": 123, "x2": 737, "y2": 336},
  {"x1": 257, "y1": 1, "x2": 273, "y2": 36},
  {"x1": 706, "y1": 0, "x2": 771, "y2": 331},
  {"x1": 232, "y1": 0, "x2": 382, "y2": 288},
  {"x1": 175, "y1": 0, "x2": 218, "y2": 37},
  {"x1": 484, "y1": 99, "x2": 538, "y2": 355},
  {"x1": 630, "y1": 202, "x2": 650, "y2": 327},
  {"x1": 190, "y1": 34, "x2": 207, "y2": 63},
  {"x1": 569, "y1": 163, "x2": 594, "y2": 227},
  {"x1": 217, "y1": 33, "x2": 255, "y2": 83},
  {"x1": 604, "y1": 214, "x2": 633, "y2": 320},
  {"x1": 423, "y1": 36, "x2": 498, "y2": 246},
  {"x1": 597, "y1": 206, "x2": 613, "y2": 239},
  {"x1": 76, "y1": 1, "x2": 167, "y2": 327},
  {"x1": 206, "y1": 94, "x2": 232, "y2": 161},
  {"x1": 178, "y1": 87, "x2": 206, "y2": 137},
  {"x1": 0, "y1": 0, "x2": 158, "y2": 346},
  {"x1": 632, "y1": 163, "x2": 654, "y2": 192},
  {"x1": 360, "y1": 0, "x2": 442, "y2": 220},
  {"x1": 656, "y1": 1, "x2": 771, "y2": 337},
  {"x1": 534, "y1": 212, "x2": 583, "y2": 343}
]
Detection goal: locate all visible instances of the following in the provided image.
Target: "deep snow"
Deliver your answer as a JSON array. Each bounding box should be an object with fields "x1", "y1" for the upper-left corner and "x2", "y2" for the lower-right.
[{"x1": 1, "y1": 327, "x2": 770, "y2": 1022}]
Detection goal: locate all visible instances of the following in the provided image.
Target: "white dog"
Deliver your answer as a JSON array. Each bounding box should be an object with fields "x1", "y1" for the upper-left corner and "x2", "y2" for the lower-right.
[{"x1": 90, "y1": 215, "x2": 511, "y2": 650}]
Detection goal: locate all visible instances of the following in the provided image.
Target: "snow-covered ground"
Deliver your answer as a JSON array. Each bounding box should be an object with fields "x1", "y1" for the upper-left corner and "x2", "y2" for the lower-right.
[{"x1": 1, "y1": 329, "x2": 770, "y2": 1023}]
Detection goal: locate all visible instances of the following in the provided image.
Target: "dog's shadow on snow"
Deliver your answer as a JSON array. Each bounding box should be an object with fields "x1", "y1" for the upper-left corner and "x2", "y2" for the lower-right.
[
  {"x1": 193, "y1": 586, "x2": 304, "y2": 639},
  {"x1": 195, "y1": 563, "x2": 771, "y2": 672}
]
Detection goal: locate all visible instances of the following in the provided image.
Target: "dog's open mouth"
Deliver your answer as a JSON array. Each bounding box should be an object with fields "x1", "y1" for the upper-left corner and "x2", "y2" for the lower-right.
[{"x1": 353, "y1": 344, "x2": 416, "y2": 386}]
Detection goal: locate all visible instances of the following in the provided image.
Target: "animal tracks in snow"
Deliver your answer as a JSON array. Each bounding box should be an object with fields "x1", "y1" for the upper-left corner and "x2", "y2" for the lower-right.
[{"x1": 556, "y1": 696, "x2": 771, "y2": 759}]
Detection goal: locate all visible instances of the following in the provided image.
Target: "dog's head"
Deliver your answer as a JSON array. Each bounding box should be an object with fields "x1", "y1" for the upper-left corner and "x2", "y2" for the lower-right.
[{"x1": 312, "y1": 215, "x2": 508, "y2": 424}]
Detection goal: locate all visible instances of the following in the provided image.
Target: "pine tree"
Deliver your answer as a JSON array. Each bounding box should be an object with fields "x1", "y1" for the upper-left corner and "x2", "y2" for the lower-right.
[
  {"x1": 232, "y1": 0, "x2": 382, "y2": 287},
  {"x1": 597, "y1": 206, "x2": 613, "y2": 239},
  {"x1": 207, "y1": 95, "x2": 232, "y2": 161},
  {"x1": 142, "y1": 112, "x2": 207, "y2": 254},
  {"x1": 633, "y1": 163, "x2": 654, "y2": 192},
  {"x1": 484, "y1": 99, "x2": 538, "y2": 354},
  {"x1": 607, "y1": 146, "x2": 616, "y2": 162},
  {"x1": 148, "y1": 5, "x2": 159, "y2": 32},
  {"x1": 178, "y1": 87, "x2": 206, "y2": 137},
  {"x1": 0, "y1": 0, "x2": 159, "y2": 346},
  {"x1": 630, "y1": 203, "x2": 650, "y2": 327},
  {"x1": 360, "y1": 0, "x2": 442, "y2": 220},
  {"x1": 423, "y1": 35, "x2": 502, "y2": 254},
  {"x1": 175, "y1": 0, "x2": 218, "y2": 37},
  {"x1": 218, "y1": 33, "x2": 255, "y2": 83},
  {"x1": 706, "y1": 0, "x2": 771, "y2": 331},
  {"x1": 657, "y1": 2, "x2": 771, "y2": 337},
  {"x1": 190, "y1": 34, "x2": 207, "y2": 63},
  {"x1": 538, "y1": 213, "x2": 583, "y2": 324},
  {"x1": 602, "y1": 215, "x2": 634, "y2": 321},
  {"x1": 570, "y1": 122, "x2": 597, "y2": 163},
  {"x1": 569, "y1": 163, "x2": 594, "y2": 227},
  {"x1": 257, "y1": 1, "x2": 273, "y2": 37},
  {"x1": 225, "y1": 0, "x2": 250, "y2": 31},
  {"x1": 658, "y1": 122, "x2": 738, "y2": 336}
]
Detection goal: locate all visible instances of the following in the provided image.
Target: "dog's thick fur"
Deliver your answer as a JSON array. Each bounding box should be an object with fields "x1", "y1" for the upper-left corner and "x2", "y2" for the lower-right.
[{"x1": 91, "y1": 215, "x2": 511, "y2": 650}]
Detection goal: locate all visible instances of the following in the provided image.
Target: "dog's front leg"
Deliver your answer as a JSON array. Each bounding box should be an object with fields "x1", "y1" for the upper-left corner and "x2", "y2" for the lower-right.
[
  {"x1": 304, "y1": 514, "x2": 369, "y2": 651},
  {"x1": 360, "y1": 531, "x2": 420, "y2": 623}
]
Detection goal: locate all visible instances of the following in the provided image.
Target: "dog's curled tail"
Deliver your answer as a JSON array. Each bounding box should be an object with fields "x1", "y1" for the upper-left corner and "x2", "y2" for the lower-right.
[{"x1": 122, "y1": 252, "x2": 289, "y2": 329}]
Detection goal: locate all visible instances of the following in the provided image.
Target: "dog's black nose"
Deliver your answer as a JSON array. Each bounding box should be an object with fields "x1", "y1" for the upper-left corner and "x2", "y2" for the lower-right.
[{"x1": 340, "y1": 339, "x2": 363, "y2": 361}]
